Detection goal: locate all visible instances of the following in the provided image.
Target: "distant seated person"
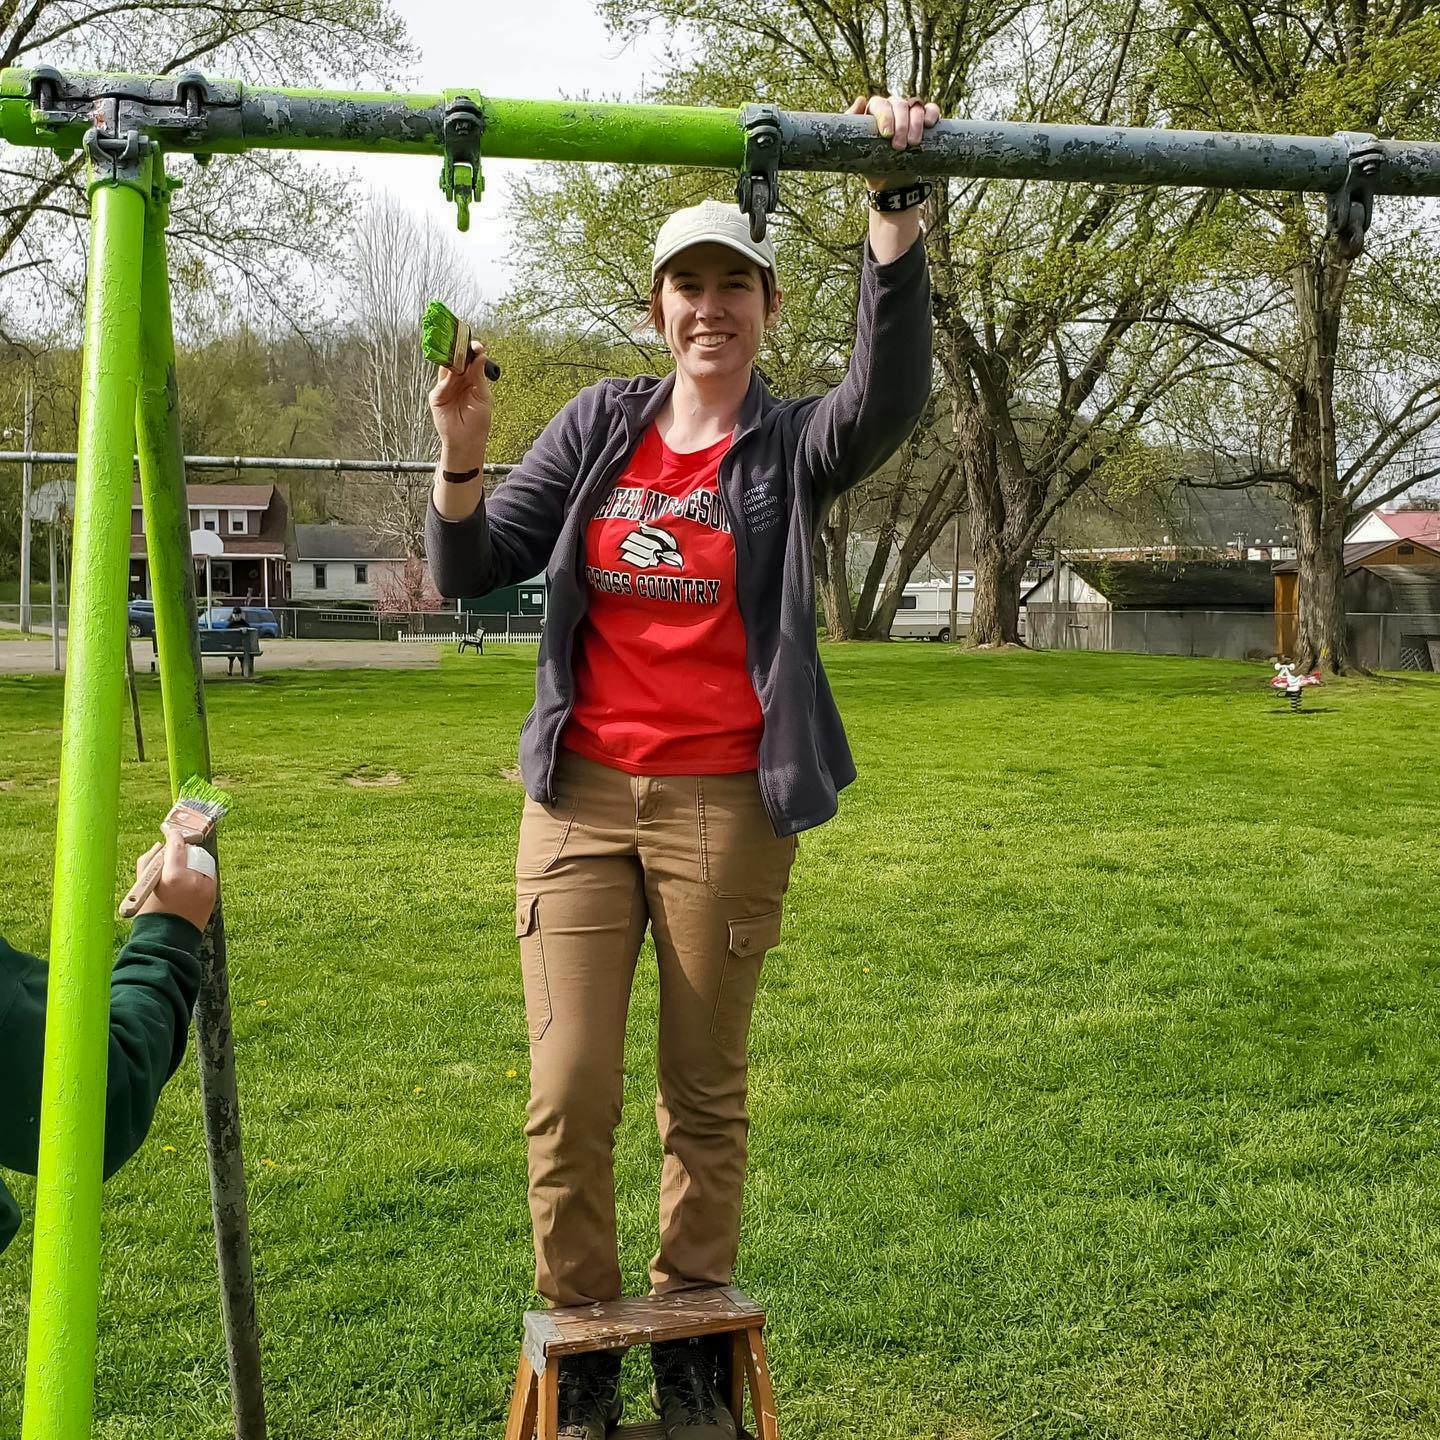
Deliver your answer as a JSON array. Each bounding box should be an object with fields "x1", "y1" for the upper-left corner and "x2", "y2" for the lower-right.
[
  {"x1": 225, "y1": 606, "x2": 252, "y2": 675},
  {"x1": 0, "y1": 828, "x2": 216, "y2": 1253}
]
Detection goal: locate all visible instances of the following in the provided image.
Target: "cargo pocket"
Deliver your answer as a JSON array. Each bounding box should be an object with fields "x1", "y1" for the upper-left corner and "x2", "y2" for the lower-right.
[
  {"x1": 515, "y1": 893, "x2": 552, "y2": 1043},
  {"x1": 712, "y1": 908, "x2": 784, "y2": 1047}
]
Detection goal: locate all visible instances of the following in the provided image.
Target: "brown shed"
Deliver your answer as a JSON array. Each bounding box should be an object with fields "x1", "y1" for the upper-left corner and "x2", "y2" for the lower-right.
[{"x1": 1272, "y1": 537, "x2": 1440, "y2": 667}]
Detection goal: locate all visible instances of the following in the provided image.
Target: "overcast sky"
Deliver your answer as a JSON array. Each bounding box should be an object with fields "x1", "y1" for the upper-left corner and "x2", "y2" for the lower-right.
[{"x1": 315, "y1": 0, "x2": 673, "y2": 301}]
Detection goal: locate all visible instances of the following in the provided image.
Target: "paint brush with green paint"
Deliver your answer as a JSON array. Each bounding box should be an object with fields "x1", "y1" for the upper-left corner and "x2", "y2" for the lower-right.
[
  {"x1": 422, "y1": 300, "x2": 502, "y2": 381},
  {"x1": 118, "y1": 776, "x2": 232, "y2": 918}
]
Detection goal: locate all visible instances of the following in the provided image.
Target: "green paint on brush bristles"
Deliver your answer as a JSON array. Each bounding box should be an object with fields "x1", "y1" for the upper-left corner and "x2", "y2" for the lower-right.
[
  {"x1": 421, "y1": 299, "x2": 460, "y2": 368},
  {"x1": 177, "y1": 774, "x2": 233, "y2": 820},
  {"x1": 421, "y1": 299, "x2": 500, "y2": 379}
]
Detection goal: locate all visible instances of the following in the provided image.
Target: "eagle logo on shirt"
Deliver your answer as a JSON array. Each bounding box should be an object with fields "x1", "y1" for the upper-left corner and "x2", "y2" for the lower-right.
[{"x1": 618, "y1": 523, "x2": 684, "y2": 570}]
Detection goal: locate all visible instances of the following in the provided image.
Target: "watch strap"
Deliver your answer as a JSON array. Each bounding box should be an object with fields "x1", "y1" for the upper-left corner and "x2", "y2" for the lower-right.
[{"x1": 867, "y1": 181, "x2": 932, "y2": 212}]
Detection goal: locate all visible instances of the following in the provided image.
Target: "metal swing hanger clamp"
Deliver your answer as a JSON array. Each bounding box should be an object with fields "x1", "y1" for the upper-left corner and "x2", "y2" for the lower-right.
[
  {"x1": 737, "y1": 103, "x2": 782, "y2": 242},
  {"x1": 26, "y1": 66, "x2": 217, "y2": 189},
  {"x1": 442, "y1": 93, "x2": 485, "y2": 232},
  {"x1": 1327, "y1": 131, "x2": 1385, "y2": 260}
]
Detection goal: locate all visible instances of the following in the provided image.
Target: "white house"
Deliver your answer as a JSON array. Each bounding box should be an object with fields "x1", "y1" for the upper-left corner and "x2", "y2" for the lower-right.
[{"x1": 291, "y1": 524, "x2": 406, "y2": 602}]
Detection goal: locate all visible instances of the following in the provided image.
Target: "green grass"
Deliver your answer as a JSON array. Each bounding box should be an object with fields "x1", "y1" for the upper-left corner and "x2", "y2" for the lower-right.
[
  {"x1": 0, "y1": 580, "x2": 55, "y2": 606},
  {"x1": 2, "y1": 648, "x2": 1439, "y2": 1440},
  {"x1": 0, "y1": 579, "x2": 60, "y2": 637}
]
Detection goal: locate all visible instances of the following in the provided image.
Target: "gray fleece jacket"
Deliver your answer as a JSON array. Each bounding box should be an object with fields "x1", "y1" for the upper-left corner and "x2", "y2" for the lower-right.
[{"x1": 426, "y1": 234, "x2": 931, "y2": 836}]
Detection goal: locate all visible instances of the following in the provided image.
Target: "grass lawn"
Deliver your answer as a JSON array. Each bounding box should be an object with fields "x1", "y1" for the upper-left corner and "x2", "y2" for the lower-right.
[
  {"x1": 0, "y1": 579, "x2": 60, "y2": 637},
  {"x1": 0, "y1": 580, "x2": 56, "y2": 606},
  {"x1": 1, "y1": 647, "x2": 1438, "y2": 1440}
]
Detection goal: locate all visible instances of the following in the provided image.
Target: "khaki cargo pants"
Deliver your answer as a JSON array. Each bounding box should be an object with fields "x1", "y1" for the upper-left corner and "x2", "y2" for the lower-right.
[{"x1": 515, "y1": 750, "x2": 796, "y2": 1308}]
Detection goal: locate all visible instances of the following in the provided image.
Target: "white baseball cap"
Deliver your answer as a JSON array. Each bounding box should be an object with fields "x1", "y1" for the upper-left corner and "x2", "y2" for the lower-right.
[{"x1": 652, "y1": 199, "x2": 777, "y2": 283}]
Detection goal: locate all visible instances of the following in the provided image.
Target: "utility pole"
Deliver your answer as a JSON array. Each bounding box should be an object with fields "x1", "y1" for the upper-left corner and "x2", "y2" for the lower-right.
[
  {"x1": 19, "y1": 375, "x2": 33, "y2": 633},
  {"x1": 48, "y1": 508, "x2": 60, "y2": 672},
  {"x1": 948, "y1": 512, "x2": 961, "y2": 643},
  {"x1": 1055, "y1": 507, "x2": 1065, "y2": 651}
]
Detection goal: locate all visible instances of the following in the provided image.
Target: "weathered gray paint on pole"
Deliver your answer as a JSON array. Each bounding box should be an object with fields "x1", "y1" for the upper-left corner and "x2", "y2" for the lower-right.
[{"x1": 766, "y1": 111, "x2": 1440, "y2": 196}]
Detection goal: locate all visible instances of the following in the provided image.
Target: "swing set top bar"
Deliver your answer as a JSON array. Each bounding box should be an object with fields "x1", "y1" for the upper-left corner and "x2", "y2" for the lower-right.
[{"x1": 4, "y1": 65, "x2": 1440, "y2": 199}]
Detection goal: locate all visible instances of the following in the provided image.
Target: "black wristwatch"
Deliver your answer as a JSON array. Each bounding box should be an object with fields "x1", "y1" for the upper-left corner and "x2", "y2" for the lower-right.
[{"x1": 867, "y1": 181, "x2": 932, "y2": 212}]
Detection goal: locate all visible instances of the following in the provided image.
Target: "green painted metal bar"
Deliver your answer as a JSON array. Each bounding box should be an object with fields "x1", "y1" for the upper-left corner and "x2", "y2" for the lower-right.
[
  {"x1": 4, "y1": 67, "x2": 1440, "y2": 197},
  {"x1": 22, "y1": 161, "x2": 150, "y2": 1440},
  {"x1": 0, "y1": 70, "x2": 744, "y2": 164},
  {"x1": 134, "y1": 171, "x2": 267, "y2": 1440}
]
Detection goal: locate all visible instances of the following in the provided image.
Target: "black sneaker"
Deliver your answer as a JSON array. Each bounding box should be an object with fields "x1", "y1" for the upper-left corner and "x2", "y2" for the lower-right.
[
  {"x1": 557, "y1": 1351, "x2": 623, "y2": 1440},
  {"x1": 651, "y1": 1336, "x2": 738, "y2": 1440}
]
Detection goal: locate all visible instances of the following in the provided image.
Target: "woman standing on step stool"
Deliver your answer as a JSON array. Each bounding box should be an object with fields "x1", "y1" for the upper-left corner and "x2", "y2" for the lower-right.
[{"x1": 426, "y1": 93, "x2": 939, "y2": 1440}]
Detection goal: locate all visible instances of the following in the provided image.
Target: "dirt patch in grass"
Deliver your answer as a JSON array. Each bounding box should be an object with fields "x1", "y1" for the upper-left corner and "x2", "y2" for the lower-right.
[
  {"x1": 500, "y1": 765, "x2": 523, "y2": 784},
  {"x1": 344, "y1": 765, "x2": 405, "y2": 788}
]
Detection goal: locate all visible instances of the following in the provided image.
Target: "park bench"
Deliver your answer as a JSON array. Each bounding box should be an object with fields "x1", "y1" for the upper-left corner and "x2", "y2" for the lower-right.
[
  {"x1": 149, "y1": 628, "x2": 263, "y2": 679},
  {"x1": 457, "y1": 621, "x2": 485, "y2": 655}
]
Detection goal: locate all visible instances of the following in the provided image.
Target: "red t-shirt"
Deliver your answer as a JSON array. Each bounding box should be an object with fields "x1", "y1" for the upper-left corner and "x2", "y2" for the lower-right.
[{"x1": 563, "y1": 424, "x2": 763, "y2": 775}]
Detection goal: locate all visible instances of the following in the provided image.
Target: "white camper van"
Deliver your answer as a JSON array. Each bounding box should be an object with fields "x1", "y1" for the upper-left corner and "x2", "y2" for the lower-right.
[{"x1": 890, "y1": 575, "x2": 974, "y2": 641}]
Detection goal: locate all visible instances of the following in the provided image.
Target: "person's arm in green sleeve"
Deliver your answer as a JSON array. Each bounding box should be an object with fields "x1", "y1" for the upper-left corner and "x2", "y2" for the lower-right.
[
  {"x1": 0, "y1": 829, "x2": 215, "y2": 1251},
  {"x1": 102, "y1": 908, "x2": 203, "y2": 1177}
]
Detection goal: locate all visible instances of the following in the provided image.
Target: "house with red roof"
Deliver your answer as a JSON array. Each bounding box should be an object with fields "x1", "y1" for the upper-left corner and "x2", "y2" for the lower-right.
[{"x1": 1346, "y1": 507, "x2": 1440, "y2": 548}]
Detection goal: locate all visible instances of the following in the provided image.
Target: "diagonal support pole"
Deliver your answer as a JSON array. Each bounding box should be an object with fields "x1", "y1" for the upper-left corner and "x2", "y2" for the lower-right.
[
  {"x1": 135, "y1": 166, "x2": 267, "y2": 1440},
  {"x1": 22, "y1": 147, "x2": 150, "y2": 1440}
]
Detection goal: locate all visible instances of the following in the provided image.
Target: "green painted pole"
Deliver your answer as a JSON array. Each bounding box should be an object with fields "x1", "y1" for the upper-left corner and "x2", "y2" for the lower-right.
[
  {"x1": 23, "y1": 158, "x2": 150, "y2": 1440},
  {"x1": 136, "y1": 175, "x2": 212, "y2": 786},
  {"x1": 134, "y1": 171, "x2": 268, "y2": 1440}
]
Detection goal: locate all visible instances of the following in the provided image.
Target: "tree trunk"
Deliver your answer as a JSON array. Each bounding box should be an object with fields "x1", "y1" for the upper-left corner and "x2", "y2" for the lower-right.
[
  {"x1": 1288, "y1": 244, "x2": 1357, "y2": 675},
  {"x1": 813, "y1": 510, "x2": 856, "y2": 640},
  {"x1": 969, "y1": 541, "x2": 1025, "y2": 646},
  {"x1": 1291, "y1": 491, "x2": 1353, "y2": 673},
  {"x1": 962, "y1": 394, "x2": 1031, "y2": 647},
  {"x1": 854, "y1": 587, "x2": 905, "y2": 642}
]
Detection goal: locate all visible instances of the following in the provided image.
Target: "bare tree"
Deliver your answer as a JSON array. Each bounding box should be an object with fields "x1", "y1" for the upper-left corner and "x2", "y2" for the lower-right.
[
  {"x1": 0, "y1": 1, "x2": 410, "y2": 342},
  {"x1": 347, "y1": 192, "x2": 484, "y2": 557},
  {"x1": 372, "y1": 557, "x2": 444, "y2": 619}
]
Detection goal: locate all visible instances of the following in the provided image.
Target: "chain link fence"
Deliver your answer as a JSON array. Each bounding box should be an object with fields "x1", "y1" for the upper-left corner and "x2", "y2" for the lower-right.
[
  {"x1": 0, "y1": 603, "x2": 543, "y2": 643},
  {"x1": 1025, "y1": 606, "x2": 1440, "y2": 669}
]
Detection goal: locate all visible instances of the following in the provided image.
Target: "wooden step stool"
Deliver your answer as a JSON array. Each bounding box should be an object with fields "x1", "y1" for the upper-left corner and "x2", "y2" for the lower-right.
[{"x1": 504, "y1": 1286, "x2": 777, "y2": 1440}]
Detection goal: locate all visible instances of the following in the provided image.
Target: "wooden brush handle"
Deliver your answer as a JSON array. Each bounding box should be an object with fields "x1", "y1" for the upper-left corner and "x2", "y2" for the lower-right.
[
  {"x1": 462, "y1": 349, "x2": 503, "y2": 382},
  {"x1": 452, "y1": 319, "x2": 502, "y2": 381},
  {"x1": 119, "y1": 848, "x2": 168, "y2": 919}
]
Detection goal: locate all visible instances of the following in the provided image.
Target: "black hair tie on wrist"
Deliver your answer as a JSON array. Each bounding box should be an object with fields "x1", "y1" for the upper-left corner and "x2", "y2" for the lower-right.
[{"x1": 441, "y1": 467, "x2": 481, "y2": 483}]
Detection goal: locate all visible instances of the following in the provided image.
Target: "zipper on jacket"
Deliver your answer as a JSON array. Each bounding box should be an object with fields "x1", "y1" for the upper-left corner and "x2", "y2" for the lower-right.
[{"x1": 716, "y1": 436, "x2": 782, "y2": 831}]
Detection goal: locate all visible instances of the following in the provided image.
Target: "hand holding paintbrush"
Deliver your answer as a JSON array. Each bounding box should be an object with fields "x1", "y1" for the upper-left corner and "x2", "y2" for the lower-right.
[
  {"x1": 426, "y1": 300, "x2": 500, "y2": 509},
  {"x1": 119, "y1": 777, "x2": 231, "y2": 922}
]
